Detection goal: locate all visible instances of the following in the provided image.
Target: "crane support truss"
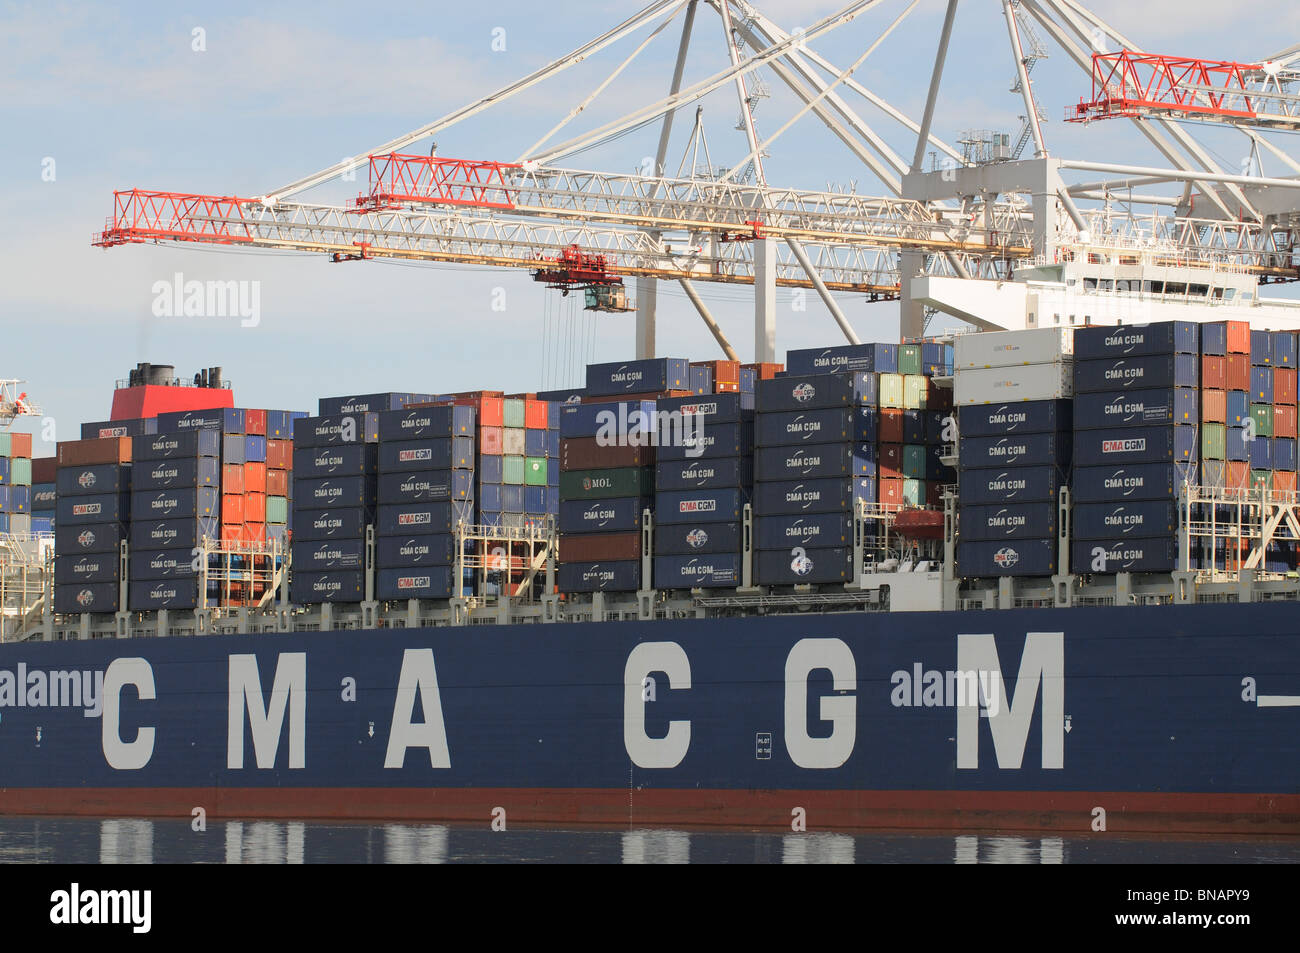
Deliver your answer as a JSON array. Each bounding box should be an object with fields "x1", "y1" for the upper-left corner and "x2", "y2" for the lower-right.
[{"x1": 1068, "y1": 51, "x2": 1300, "y2": 130}]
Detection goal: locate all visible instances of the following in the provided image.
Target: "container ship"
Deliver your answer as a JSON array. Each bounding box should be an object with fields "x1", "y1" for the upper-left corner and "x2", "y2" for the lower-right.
[{"x1": 3, "y1": 1, "x2": 1298, "y2": 836}]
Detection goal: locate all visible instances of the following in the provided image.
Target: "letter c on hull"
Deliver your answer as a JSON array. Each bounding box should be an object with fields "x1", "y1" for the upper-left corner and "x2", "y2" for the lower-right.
[
  {"x1": 624, "y1": 642, "x2": 691, "y2": 768},
  {"x1": 102, "y1": 658, "x2": 156, "y2": 770}
]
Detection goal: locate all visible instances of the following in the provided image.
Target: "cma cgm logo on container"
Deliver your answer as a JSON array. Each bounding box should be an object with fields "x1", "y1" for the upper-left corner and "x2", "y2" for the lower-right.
[
  {"x1": 790, "y1": 547, "x2": 814, "y2": 575},
  {"x1": 398, "y1": 449, "x2": 433, "y2": 463},
  {"x1": 72, "y1": 503, "x2": 102, "y2": 517},
  {"x1": 77, "y1": 471, "x2": 96, "y2": 489},
  {"x1": 1103, "y1": 438, "x2": 1146, "y2": 453},
  {"x1": 792, "y1": 382, "x2": 816, "y2": 403},
  {"x1": 397, "y1": 576, "x2": 430, "y2": 590},
  {"x1": 993, "y1": 547, "x2": 1020, "y2": 568},
  {"x1": 678, "y1": 499, "x2": 717, "y2": 514},
  {"x1": 686, "y1": 528, "x2": 709, "y2": 549},
  {"x1": 398, "y1": 513, "x2": 431, "y2": 526},
  {"x1": 77, "y1": 530, "x2": 97, "y2": 548}
]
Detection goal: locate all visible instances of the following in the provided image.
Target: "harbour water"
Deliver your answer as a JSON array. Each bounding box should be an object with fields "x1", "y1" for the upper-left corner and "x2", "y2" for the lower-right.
[{"x1": 0, "y1": 818, "x2": 1294, "y2": 864}]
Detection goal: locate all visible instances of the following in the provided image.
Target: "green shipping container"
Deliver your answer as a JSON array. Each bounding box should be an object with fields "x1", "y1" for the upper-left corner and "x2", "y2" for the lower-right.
[
  {"x1": 902, "y1": 479, "x2": 924, "y2": 506},
  {"x1": 0, "y1": 434, "x2": 9, "y2": 456},
  {"x1": 902, "y1": 374, "x2": 929, "y2": 410},
  {"x1": 1250, "y1": 404, "x2": 1274, "y2": 437},
  {"x1": 898, "y1": 344, "x2": 922, "y2": 376},
  {"x1": 878, "y1": 373, "x2": 903, "y2": 409},
  {"x1": 503, "y1": 455, "x2": 526, "y2": 485},
  {"x1": 902, "y1": 444, "x2": 928, "y2": 479},
  {"x1": 524, "y1": 457, "x2": 547, "y2": 486},
  {"x1": 266, "y1": 496, "x2": 289, "y2": 523},
  {"x1": 1251, "y1": 469, "x2": 1273, "y2": 490},
  {"x1": 559, "y1": 467, "x2": 653, "y2": 500},
  {"x1": 9, "y1": 458, "x2": 31, "y2": 486},
  {"x1": 503, "y1": 399, "x2": 526, "y2": 429},
  {"x1": 1201, "y1": 423, "x2": 1226, "y2": 460}
]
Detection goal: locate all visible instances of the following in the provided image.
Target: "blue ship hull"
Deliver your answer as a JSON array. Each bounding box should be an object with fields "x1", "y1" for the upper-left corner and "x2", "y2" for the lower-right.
[{"x1": 0, "y1": 603, "x2": 1296, "y2": 834}]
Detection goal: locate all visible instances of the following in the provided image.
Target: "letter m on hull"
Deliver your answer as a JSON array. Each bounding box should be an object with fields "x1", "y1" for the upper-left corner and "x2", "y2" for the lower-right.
[
  {"x1": 228, "y1": 653, "x2": 307, "y2": 769},
  {"x1": 956, "y1": 633, "x2": 1064, "y2": 770}
]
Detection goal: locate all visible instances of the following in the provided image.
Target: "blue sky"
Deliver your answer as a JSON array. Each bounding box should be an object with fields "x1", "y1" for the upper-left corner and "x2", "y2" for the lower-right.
[{"x1": 2, "y1": 0, "x2": 1294, "y2": 453}]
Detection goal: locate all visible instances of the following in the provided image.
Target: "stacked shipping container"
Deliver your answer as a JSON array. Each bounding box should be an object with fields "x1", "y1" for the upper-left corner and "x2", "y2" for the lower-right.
[
  {"x1": 30, "y1": 456, "x2": 55, "y2": 534},
  {"x1": 0, "y1": 432, "x2": 34, "y2": 536},
  {"x1": 53, "y1": 437, "x2": 131, "y2": 613},
  {"x1": 955, "y1": 328, "x2": 1074, "y2": 577}
]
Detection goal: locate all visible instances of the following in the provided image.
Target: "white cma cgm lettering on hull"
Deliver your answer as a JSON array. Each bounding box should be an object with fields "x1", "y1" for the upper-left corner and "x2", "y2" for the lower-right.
[{"x1": 956, "y1": 633, "x2": 1064, "y2": 769}]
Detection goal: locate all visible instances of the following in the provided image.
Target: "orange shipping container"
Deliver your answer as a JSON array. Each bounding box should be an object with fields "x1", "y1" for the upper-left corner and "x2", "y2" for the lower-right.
[
  {"x1": 1201, "y1": 356, "x2": 1226, "y2": 390},
  {"x1": 743, "y1": 362, "x2": 784, "y2": 380},
  {"x1": 879, "y1": 477, "x2": 905, "y2": 507},
  {"x1": 1275, "y1": 405, "x2": 1297, "y2": 438},
  {"x1": 245, "y1": 492, "x2": 267, "y2": 523},
  {"x1": 243, "y1": 522, "x2": 267, "y2": 543},
  {"x1": 265, "y1": 439, "x2": 292, "y2": 470},
  {"x1": 1274, "y1": 471, "x2": 1297, "y2": 494},
  {"x1": 524, "y1": 399, "x2": 549, "y2": 430},
  {"x1": 222, "y1": 494, "x2": 246, "y2": 524},
  {"x1": 1276, "y1": 368, "x2": 1297, "y2": 405},
  {"x1": 1226, "y1": 354, "x2": 1250, "y2": 391},
  {"x1": 266, "y1": 468, "x2": 289, "y2": 497},
  {"x1": 220, "y1": 523, "x2": 247, "y2": 543},
  {"x1": 222, "y1": 464, "x2": 245, "y2": 495},
  {"x1": 245, "y1": 409, "x2": 267, "y2": 436},
  {"x1": 714, "y1": 381, "x2": 740, "y2": 393},
  {"x1": 9, "y1": 433, "x2": 32, "y2": 458},
  {"x1": 1225, "y1": 320, "x2": 1251, "y2": 354},
  {"x1": 456, "y1": 396, "x2": 504, "y2": 427},
  {"x1": 1226, "y1": 461, "x2": 1252, "y2": 489},
  {"x1": 1201, "y1": 389, "x2": 1226, "y2": 423},
  {"x1": 244, "y1": 462, "x2": 267, "y2": 495},
  {"x1": 57, "y1": 437, "x2": 131, "y2": 467}
]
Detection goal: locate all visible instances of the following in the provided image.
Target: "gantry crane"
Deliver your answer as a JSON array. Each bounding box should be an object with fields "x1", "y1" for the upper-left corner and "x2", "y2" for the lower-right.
[{"x1": 91, "y1": 0, "x2": 1300, "y2": 358}]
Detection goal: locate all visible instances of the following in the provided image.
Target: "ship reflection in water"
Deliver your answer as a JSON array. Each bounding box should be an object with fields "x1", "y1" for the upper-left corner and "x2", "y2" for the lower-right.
[{"x1": 0, "y1": 818, "x2": 1295, "y2": 864}]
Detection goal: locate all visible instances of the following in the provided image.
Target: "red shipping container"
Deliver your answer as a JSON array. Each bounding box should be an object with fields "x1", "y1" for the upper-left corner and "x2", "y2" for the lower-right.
[
  {"x1": 743, "y1": 362, "x2": 784, "y2": 380},
  {"x1": 1201, "y1": 389, "x2": 1226, "y2": 423},
  {"x1": 879, "y1": 443, "x2": 903, "y2": 480},
  {"x1": 244, "y1": 409, "x2": 267, "y2": 436},
  {"x1": 220, "y1": 523, "x2": 247, "y2": 543},
  {"x1": 560, "y1": 438, "x2": 654, "y2": 470},
  {"x1": 245, "y1": 492, "x2": 267, "y2": 523},
  {"x1": 1201, "y1": 356, "x2": 1226, "y2": 390},
  {"x1": 456, "y1": 396, "x2": 504, "y2": 427},
  {"x1": 244, "y1": 462, "x2": 267, "y2": 495},
  {"x1": 1226, "y1": 320, "x2": 1251, "y2": 354},
  {"x1": 1276, "y1": 368, "x2": 1297, "y2": 405},
  {"x1": 243, "y1": 522, "x2": 267, "y2": 543},
  {"x1": 265, "y1": 439, "x2": 292, "y2": 470},
  {"x1": 1226, "y1": 354, "x2": 1250, "y2": 391},
  {"x1": 31, "y1": 457, "x2": 56, "y2": 483},
  {"x1": 222, "y1": 494, "x2": 246, "y2": 524},
  {"x1": 9, "y1": 433, "x2": 32, "y2": 458},
  {"x1": 714, "y1": 381, "x2": 740, "y2": 393},
  {"x1": 928, "y1": 386, "x2": 953, "y2": 412},
  {"x1": 1275, "y1": 405, "x2": 1297, "y2": 438},
  {"x1": 479, "y1": 426, "x2": 503, "y2": 455},
  {"x1": 1226, "y1": 461, "x2": 1251, "y2": 489},
  {"x1": 559, "y1": 532, "x2": 641, "y2": 562},
  {"x1": 879, "y1": 409, "x2": 904, "y2": 444},
  {"x1": 879, "y1": 477, "x2": 905, "y2": 507},
  {"x1": 266, "y1": 468, "x2": 289, "y2": 497},
  {"x1": 222, "y1": 464, "x2": 245, "y2": 495},
  {"x1": 524, "y1": 399, "x2": 549, "y2": 430},
  {"x1": 1275, "y1": 471, "x2": 1297, "y2": 494},
  {"x1": 57, "y1": 437, "x2": 131, "y2": 467}
]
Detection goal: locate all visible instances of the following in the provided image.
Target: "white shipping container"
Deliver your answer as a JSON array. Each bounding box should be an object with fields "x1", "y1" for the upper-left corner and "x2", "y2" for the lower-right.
[
  {"x1": 954, "y1": 328, "x2": 1075, "y2": 370},
  {"x1": 954, "y1": 362, "x2": 1073, "y2": 406}
]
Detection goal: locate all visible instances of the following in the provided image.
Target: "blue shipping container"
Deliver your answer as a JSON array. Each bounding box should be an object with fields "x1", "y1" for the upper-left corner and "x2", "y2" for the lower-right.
[
  {"x1": 654, "y1": 521, "x2": 742, "y2": 556},
  {"x1": 754, "y1": 547, "x2": 855, "y2": 585},
  {"x1": 1227, "y1": 391, "x2": 1249, "y2": 427},
  {"x1": 1073, "y1": 354, "x2": 1199, "y2": 393},
  {"x1": 293, "y1": 444, "x2": 379, "y2": 478},
  {"x1": 317, "y1": 393, "x2": 408, "y2": 416},
  {"x1": 56, "y1": 464, "x2": 131, "y2": 497},
  {"x1": 377, "y1": 405, "x2": 475, "y2": 441},
  {"x1": 559, "y1": 401, "x2": 657, "y2": 439},
  {"x1": 558, "y1": 498, "x2": 650, "y2": 534},
  {"x1": 376, "y1": 470, "x2": 473, "y2": 504},
  {"x1": 291, "y1": 507, "x2": 372, "y2": 541},
  {"x1": 756, "y1": 373, "x2": 878, "y2": 413},
  {"x1": 754, "y1": 443, "x2": 875, "y2": 482},
  {"x1": 751, "y1": 477, "x2": 872, "y2": 515},
  {"x1": 376, "y1": 534, "x2": 456, "y2": 568},
  {"x1": 1073, "y1": 425, "x2": 1197, "y2": 466},
  {"x1": 54, "y1": 553, "x2": 120, "y2": 585},
  {"x1": 378, "y1": 437, "x2": 475, "y2": 473},
  {"x1": 294, "y1": 414, "x2": 380, "y2": 448},
  {"x1": 134, "y1": 429, "x2": 221, "y2": 461},
  {"x1": 296, "y1": 476, "x2": 378, "y2": 509},
  {"x1": 754, "y1": 513, "x2": 854, "y2": 550},
  {"x1": 290, "y1": 570, "x2": 365, "y2": 604},
  {"x1": 156, "y1": 407, "x2": 245, "y2": 434},
  {"x1": 959, "y1": 432, "x2": 1071, "y2": 470},
  {"x1": 56, "y1": 522, "x2": 126, "y2": 555},
  {"x1": 31, "y1": 484, "x2": 56, "y2": 509},
  {"x1": 222, "y1": 434, "x2": 246, "y2": 464},
  {"x1": 1275, "y1": 438, "x2": 1297, "y2": 471},
  {"x1": 958, "y1": 502, "x2": 1057, "y2": 541},
  {"x1": 1248, "y1": 436, "x2": 1273, "y2": 470},
  {"x1": 375, "y1": 567, "x2": 455, "y2": 600},
  {"x1": 557, "y1": 560, "x2": 641, "y2": 593},
  {"x1": 1073, "y1": 501, "x2": 1179, "y2": 540},
  {"x1": 585, "y1": 358, "x2": 691, "y2": 397},
  {"x1": 654, "y1": 488, "x2": 749, "y2": 524},
  {"x1": 654, "y1": 553, "x2": 741, "y2": 589},
  {"x1": 80, "y1": 418, "x2": 157, "y2": 439},
  {"x1": 958, "y1": 466, "x2": 1063, "y2": 505},
  {"x1": 957, "y1": 538, "x2": 1056, "y2": 577},
  {"x1": 1071, "y1": 463, "x2": 1191, "y2": 503},
  {"x1": 1251, "y1": 330, "x2": 1273, "y2": 366},
  {"x1": 376, "y1": 501, "x2": 473, "y2": 536},
  {"x1": 755, "y1": 407, "x2": 876, "y2": 448},
  {"x1": 1251, "y1": 366, "x2": 1274, "y2": 403},
  {"x1": 133, "y1": 457, "x2": 219, "y2": 491},
  {"x1": 1072, "y1": 537, "x2": 1176, "y2": 573},
  {"x1": 128, "y1": 549, "x2": 199, "y2": 580},
  {"x1": 1274, "y1": 331, "x2": 1297, "y2": 367},
  {"x1": 656, "y1": 422, "x2": 756, "y2": 461},
  {"x1": 130, "y1": 517, "x2": 219, "y2": 551},
  {"x1": 785, "y1": 343, "x2": 898, "y2": 376},
  {"x1": 1072, "y1": 321, "x2": 1198, "y2": 360},
  {"x1": 656, "y1": 456, "x2": 754, "y2": 491},
  {"x1": 654, "y1": 393, "x2": 755, "y2": 425},
  {"x1": 55, "y1": 492, "x2": 128, "y2": 524},
  {"x1": 291, "y1": 538, "x2": 366, "y2": 571},
  {"x1": 53, "y1": 582, "x2": 118, "y2": 614},
  {"x1": 128, "y1": 579, "x2": 200, "y2": 611},
  {"x1": 131, "y1": 488, "x2": 218, "y2": 521},
  {"x1": 1073, "y1": 387, "x2": 1198, "y2": 429},
  {"x1": 244, "y1": 435, "x2": 267, "y2": 463}
]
